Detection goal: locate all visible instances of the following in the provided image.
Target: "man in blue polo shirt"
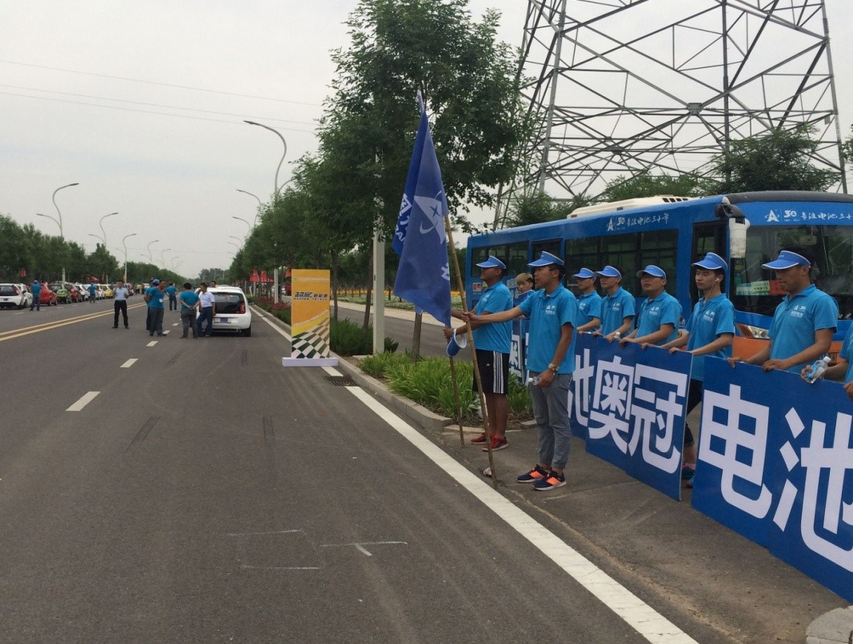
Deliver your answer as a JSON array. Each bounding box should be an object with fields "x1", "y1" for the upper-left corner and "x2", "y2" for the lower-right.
[
  {"x1": 147, "y1": 280, "x2": 167, "y2": 337},
  {"x1": 733, "y1": 247, "x2": 837, "y2": 373},
  {"x1": 595, "y1": 265, "x2": 635, "y2": 340},
  {"x1": 30, "y1": 280, "x2": 42, "y2": 311},
  {"x1": 623, "y1": 265, "x2": 681, "y2": 346},
  {"x1": 465, "y1": 251, "x2": 578, "y2": 491},
  {"x1": 447, "y1": 255, "x2": 513, "y2": 451},
  {"x1": 572, "y1": 268, "x2": 602, "y2": 333},
  {"x1": 661, "y1": 252, "x2": 735, "y2": 485}
]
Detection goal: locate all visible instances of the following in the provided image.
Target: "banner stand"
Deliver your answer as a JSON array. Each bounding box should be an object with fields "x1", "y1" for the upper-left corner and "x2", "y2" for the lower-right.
[
  {"x1": 282, "y1": 269, "x2": 337, "y2": 369},
  {"x1": 282, "y1": 357, "x2": 338, "y2": 368}
]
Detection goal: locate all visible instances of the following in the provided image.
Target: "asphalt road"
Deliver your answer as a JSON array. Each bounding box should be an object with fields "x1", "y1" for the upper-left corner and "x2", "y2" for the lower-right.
[{"x1": 0, "y1": 299, "x2": 659, "y2": 644}]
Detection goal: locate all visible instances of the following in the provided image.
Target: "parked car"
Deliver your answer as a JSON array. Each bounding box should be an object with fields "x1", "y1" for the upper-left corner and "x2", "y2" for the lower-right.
[
  {"x1": 67, "y1": 283, "x2": 83, "y2": 302},
  {"x1": 17, "y1": 284, "x2": 33, "y2": 308},
  {"x1": 40, "y1": 286, "x2": 57, "y2": 306},
  {"x1": 52, "y1": 283, "x2": 70, "y2": 304},
  {"x1": 199, "y1": 286, "x2": 252, "y2": 336},
  {"x1": 0, "y1": 283, "x2": 30, "y2": 309},
  {"x1": 101, "y1": 284, "x2": 113, "y2": 299}
]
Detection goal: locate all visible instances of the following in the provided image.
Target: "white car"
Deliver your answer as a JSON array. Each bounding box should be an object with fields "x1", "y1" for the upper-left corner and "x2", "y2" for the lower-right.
[
  {"x1": 199, "y1": 286, "x2": 252, "y2": 336},
  {"x1": 0, "y1": 283, "x2": 32, "y2": 309}
]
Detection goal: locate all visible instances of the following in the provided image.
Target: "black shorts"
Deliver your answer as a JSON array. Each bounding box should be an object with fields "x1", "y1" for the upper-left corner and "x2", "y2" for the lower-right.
[{"x1": 472, "y1": 349, "x2": 510, "y2": 395}]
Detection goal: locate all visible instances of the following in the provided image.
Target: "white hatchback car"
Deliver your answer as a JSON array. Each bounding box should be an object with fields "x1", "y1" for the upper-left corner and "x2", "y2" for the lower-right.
[
  {"x1": 201, "y1": 286, "x2": 252, "y2": 336},
  {"x1": 0, "y1": 283, "x2": 32, "y2": 309}
]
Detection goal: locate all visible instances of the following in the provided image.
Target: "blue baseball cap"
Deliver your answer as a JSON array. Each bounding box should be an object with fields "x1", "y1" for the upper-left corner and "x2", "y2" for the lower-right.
[
  {"x1": 528, "y1": 251, "x2": 564, "y2": 267},
  {"x1": 636, "y1": 265, "x2": 667, "y2": 279},
  {"x1": 476, "y1": 255, "x2": 506, "y2": 270},
  {"x1": 596, "y1": 265, "x2": 622, "y2": 278},
  {"x1": 693, "y1": 252, "x2": 727, "y2": 272},
  {"x1": 762, "y1": 250, "x2": 811, "y2": 270},
  {"x1": 573, "y1": 268, "x2": 596, "y2": 279},
  {"x1": 152, "y1": 279, "x2": 160, "y2": 285}
]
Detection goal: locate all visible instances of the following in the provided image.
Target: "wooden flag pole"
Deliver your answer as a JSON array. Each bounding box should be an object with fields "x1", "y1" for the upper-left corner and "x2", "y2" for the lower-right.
[
  {"x1": 444, "y1": 217, "x2": 497, "y2": 488},
  {"x1": 448, "y1": 355, "x2": 465, "y2": 447}
]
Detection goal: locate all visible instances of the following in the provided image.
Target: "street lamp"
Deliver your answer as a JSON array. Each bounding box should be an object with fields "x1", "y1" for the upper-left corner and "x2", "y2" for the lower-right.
[
  {"x1": 228, "y1": 235, "x2": 244, "y2": 247},
  {"x1": 146, "y1": 239, "x2": 160, "y2": 264},
  {"x1": 244, "y1": 120, "x2": 287, "y2": 201},
  {"x1": 227, "y1": 241, "x2": 241, "y2": 252},
  {"x1": 160, "y1": 248, "x2": 172, "y2": 268},
  {"x1": 232, "y1": 216, "x2": 251, "y2": 237},
  {"x1": 36, "y1": 182, "x2": 79, "y2": 284},
  {"x1": 236, "y1": 189, "x2": 263, "y2": 227},
  {"x1": 122, "y1": 233, "x2": 137, "y2": 282},
  {"x1": 88, "y1": 233, "x2": 105, "y2": 246},
  {"x1": 99, "y1": 212, "x2": 118, "y2": 250}
]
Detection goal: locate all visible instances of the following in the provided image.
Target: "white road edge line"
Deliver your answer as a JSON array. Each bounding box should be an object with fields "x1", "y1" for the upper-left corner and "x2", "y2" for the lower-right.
[
  {"x1": 258, "y1": 314, "x2": 291, "y2": 341},
  {"x1": 345, "y1": 385, "x2": 698, "y2": 644},
  {"x1": 120, "y1": 358, "x2": 138, "y2": 369},
  {"x1": 67, "y1": 391, "x2": 100, "y2": 412}
]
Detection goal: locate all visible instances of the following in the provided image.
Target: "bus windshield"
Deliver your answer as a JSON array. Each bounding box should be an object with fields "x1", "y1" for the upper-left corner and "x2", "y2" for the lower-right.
[{"x1": 732, "y1": 224, "x2": 853, "y2": 319}]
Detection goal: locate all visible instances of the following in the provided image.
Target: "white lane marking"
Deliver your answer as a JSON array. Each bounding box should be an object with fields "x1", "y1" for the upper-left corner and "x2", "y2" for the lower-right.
[
  {"x1": 321, "y1": 366, "x2": 341, "y2": 376},
  {"x1": 345, "y1": 386, "x2": 698, "y2": 644},
  {"x1": 258, "y1": 314, "x2": 291, "y2": 340},
  {"x1": 172, "y1": 322, "x2": 179, "y2": 326},
  {"x1": 162, "y1": 330, "x2": 170, "y2": 335},
  {"x1": 120, "y1": 358, "x2": 138, "y2": 369},
  {"x1": 146, "y1": 341, "x2": 157, "y2": 347},
  {"x1": 67, "y1": 391, "x2": 100, "y2": 412}
]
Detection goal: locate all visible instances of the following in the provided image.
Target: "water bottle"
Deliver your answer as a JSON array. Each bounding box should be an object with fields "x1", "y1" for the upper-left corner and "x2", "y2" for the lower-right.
[
  {"x1": 613, "y1": 331, "x2": 621, "y2": 341},
  {"x1": 804, "y1": 356, "x2": 832, "y2": 384},
  {"x1": 527, "y1": 376, "x2": 541, "y2": 386}
]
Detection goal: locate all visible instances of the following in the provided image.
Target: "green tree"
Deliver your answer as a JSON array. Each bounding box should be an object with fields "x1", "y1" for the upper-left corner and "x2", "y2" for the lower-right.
[
  {"x1": 0, "y1": 215, "x2": 29, "y2": 281},
  {"x1": 503, "y1": 191, "x2": 584, "y2": 228},
  {"x1": 599, "y1": 171, "x2": 704, "y2": 202},
  {"x1": 704, "y1": 125, "x2": 838, "y2": 194}
]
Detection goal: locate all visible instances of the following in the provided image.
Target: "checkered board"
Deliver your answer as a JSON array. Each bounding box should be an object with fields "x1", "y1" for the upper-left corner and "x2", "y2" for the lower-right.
[{"x1": 291, "y1": 319, "x2": 330, "y2": 359}]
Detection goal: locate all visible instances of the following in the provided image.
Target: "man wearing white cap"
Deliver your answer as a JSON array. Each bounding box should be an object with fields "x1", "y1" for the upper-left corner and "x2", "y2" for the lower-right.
[
  {"x1": 572, "y1": 268, "x2": 602, "y2": 333},
  {"x1": 595, "y1": 265, "x2": 635, "y2": 340},
  {"x1": 661, "y1": 252, "x2": 735, "y2": 485},
  {"x1": 731, "y1": 247, "x2": 837, "y2": 373},
  {"x1": 464, "y1": 251, "x2": 578, "y2": 491},
  {"x1": 446, "y1": 255, "x2": 513, "y2": 451},
  {"x1": 622, "y1": 265, "x2": 681, "y2": 346}
]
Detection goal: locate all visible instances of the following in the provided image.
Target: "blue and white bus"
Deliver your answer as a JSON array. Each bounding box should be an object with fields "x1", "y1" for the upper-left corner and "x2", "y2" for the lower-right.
[{"x1": 465, "y1": 191, "x2": 852, "y2": 359}]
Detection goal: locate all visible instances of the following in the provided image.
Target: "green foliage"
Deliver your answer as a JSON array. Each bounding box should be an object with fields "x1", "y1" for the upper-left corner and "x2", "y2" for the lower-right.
[
  {"x1": 386, "y1": 357, "x2": 478, "y2": 418},
  {"x1": 599, "y1": 171, "x2": 705, "y2": 202},
  {"x1": 502, "y1": 191, "x2": 582, "y2": 228},
  {"x1": 329, "y1": 318, "x2": 399, "y2": 356},
  {"x1": 506, "y1": 376, "x2": 533, "y2": 415},
  {"x1": 358, "y1": 351, "x2": 412, "y2": 378},
  {"x1": 704, "y1": 125, "x2": 838, "y2": 194}
]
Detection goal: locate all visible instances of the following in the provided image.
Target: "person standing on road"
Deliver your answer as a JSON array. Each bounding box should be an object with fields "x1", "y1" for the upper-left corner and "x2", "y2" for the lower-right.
[
  {"x1": 144, "y1": 279, "x2": 157, "y2": 332},
  {"x1": 87, "y1": 282, "x2": 97, "y2": 304},
  {"x1": 197, "y1": 283, "x2": 215, "y2": 337},
  {"x1": 30, "y1": 280, "x2": 42, "y2": 311},
  {"x1": 178, "y1": 282, "x2": 200, "y2": 339},
  {"x1": 112, "y1": 280, "x2": 130, "y2": 329},
  {"x1": 594, "y1": 266, "x2": 635, "y2": 340},
  {"x1": 148, "y1": 280, "x2": 166, "y2": 337},
  {"x1": 166, "y1": 282, "x2": 178, "y2": 311},
  {"x1": 730, "y1": 247, "x2": 837, "y2": 374},
  {"x1": 445, "y1": 255, "x2": 513, "y2": 452},
  {"x1": 572, "y1": 268, "x2": 602, "y2": 334},
  {"x1": 621, "y1": 265, "x2": 681, "y2": 346},
  {"x1": 658, "y1": 252, "x2": 734, "y2": 486},
  {"x1": 465, "y1": 251, "x2": 578, "y2": 491}
]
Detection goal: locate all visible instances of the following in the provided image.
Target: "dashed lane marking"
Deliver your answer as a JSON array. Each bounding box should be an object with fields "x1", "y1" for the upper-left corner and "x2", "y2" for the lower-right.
[
  {"x1": 67, "y1": 391, "x2": 100, "y2": 412},
  {"x1": 146, "y1": 341, "x2": 157, "y2": 347},
  {"x1": 120, "y1": 359, "x2": 138, "y2": 368}
]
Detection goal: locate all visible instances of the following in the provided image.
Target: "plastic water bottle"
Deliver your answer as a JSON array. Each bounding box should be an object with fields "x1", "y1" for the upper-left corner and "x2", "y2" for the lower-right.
[
  {"x1": 613, "y1": 331, "x2": 621, "y2": 341},
  {"x1": 527, "y1": 376, "x2": 541, "y2": 386},
  {"x1": 804, "y1": 356, "x2": 832, "y2": 384}
]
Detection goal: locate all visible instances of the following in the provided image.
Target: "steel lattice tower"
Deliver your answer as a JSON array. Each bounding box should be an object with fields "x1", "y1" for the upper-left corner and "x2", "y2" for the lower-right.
[{"x1": 517, "y1": 0, "x2": 847, "y2": 202}]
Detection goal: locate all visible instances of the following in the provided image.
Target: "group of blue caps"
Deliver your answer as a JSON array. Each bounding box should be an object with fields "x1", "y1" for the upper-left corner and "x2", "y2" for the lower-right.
[{"x1": 476, "y1": 248, "x2": 810, "y2": 279}]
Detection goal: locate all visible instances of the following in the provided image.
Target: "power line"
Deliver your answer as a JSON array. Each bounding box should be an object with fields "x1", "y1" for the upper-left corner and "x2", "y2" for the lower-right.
[
  {"x1": 0, "y1": 59, "x2": 322, "y2": 107},
  {"x1": 0, "y1": 83, "x2": 317, "y2": 126}
]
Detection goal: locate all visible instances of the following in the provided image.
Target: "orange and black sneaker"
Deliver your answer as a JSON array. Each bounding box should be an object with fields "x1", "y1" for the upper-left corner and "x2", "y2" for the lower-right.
[
  {"x1": 516, "y1": 464, "x2": 548, "y2": 484},
  {"x1": 533, "y1": 470, "x2": 566, "y2": 491},
  {"x1": 482, "y1": 435, "x2": 508, "y2": 452},
  {"x1": 470, "y1": 432, "x2": 489, "y2": 444}
]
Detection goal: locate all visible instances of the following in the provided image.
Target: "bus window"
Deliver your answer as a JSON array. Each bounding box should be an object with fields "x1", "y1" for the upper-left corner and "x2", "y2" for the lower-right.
[
  {"x1": 601, "y1": 233, "x2": 641, "y2": 294},
  {"x1": 733, "y1": 225, "x2": 853, "y2": 320},
  {"x1": 638, "y1": 230, "x2": 678, "y2": 295},
  {"x1": 507, "y1": 242, "x2": 528, "y2": 276},
  {"x1": 532, "y1": 240, "x2": 561, "y2": 263}
]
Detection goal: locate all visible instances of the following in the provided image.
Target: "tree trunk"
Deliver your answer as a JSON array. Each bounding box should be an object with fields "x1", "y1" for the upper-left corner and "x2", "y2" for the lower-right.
[
  {"x1": 330, "y1": 251, "x2": 339, "y2": 321},
  {"x1": 411, "y1": 312, "x2": 422, "y2": 363}
]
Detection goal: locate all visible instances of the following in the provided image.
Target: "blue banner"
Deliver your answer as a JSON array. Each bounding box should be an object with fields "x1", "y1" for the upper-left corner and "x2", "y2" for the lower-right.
[
  {"x1": 573, "y1": 336, "x2": 693, "y2": 501},
  {"x1": 693, "y1": 360, "x2": 853, "y2": 601},
  {"x1": 392, "y1": 93, "x2": 451, "y2": 327}
]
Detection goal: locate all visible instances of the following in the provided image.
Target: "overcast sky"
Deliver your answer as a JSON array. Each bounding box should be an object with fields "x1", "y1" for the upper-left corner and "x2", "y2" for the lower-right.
[{"x1": 2, "y1": 1, "x2": 851, "y2": 278}]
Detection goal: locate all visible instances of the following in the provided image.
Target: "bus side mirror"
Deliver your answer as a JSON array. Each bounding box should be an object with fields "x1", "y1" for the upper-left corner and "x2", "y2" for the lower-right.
[{"x1": 715, "y1": 197, "x2": 750, "y2": 259}]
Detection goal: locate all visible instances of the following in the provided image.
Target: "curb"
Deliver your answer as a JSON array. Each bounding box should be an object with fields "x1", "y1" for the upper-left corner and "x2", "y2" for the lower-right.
[{"x1": 805, "y1": 606, "x2": 852, "y2": 644}]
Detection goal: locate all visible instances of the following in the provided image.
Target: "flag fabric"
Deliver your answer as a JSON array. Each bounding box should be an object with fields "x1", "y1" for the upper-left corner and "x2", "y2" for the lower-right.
[{"x1": 392, "y1": 93, "x2": 452, "y2": 327}]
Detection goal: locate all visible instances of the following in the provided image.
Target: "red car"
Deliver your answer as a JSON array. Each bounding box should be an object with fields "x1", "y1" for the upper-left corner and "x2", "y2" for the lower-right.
[{"x1": 40, "y1": 286, "x2": 58, "y2": 306}]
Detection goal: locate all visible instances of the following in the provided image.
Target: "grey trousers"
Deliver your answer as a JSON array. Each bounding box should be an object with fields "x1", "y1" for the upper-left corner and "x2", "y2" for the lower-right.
[{"x1": 529, "y1": 373, "x2": 573, "y2": 470}]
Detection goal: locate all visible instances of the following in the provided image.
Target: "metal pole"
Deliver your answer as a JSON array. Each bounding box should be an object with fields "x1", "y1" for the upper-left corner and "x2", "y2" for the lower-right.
[
  {"x1": 147, "y1": 240, "x2": 160, "y2": 264},
  {"x1": 99, "y1": 212, "x2": 118, "y2": 250},
  {"x1": 160, "y1": 248, "x2": 171, "y2": 268},
  {"x1": 244, "y1": 120, "x2": 288, "y2": 201},
  {"x1": 236, "y1": 189, "x2": 263, "y2": 227},
  {"x1": 50, "y1": 182, "x2": 79, "y2": 284},
  {"x1": 232, "y1": 216, "x2": 251, "y2": 237},
  {"x1": 122, "y1": 233, "x2": 137, "y2": 283}
]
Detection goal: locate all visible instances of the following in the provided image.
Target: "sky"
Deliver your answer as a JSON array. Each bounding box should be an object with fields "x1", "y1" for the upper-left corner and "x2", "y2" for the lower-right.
[{"x1": 1, "y1": 1, "x2": 851, "y2": 278}]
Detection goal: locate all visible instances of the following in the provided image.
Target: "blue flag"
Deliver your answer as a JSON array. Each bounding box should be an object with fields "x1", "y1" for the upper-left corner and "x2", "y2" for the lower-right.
[{"x1": 392, "y1": 93, "x2": 452, "y2": 327}]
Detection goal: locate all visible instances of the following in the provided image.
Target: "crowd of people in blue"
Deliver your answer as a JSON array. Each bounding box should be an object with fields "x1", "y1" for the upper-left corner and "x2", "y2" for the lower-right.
[
  {"x1": 446, "y1": 247, "x2": 852, "y2": 492},
  {"x1": 139, "y1": 279, "x2": 217, "y2": 339}
]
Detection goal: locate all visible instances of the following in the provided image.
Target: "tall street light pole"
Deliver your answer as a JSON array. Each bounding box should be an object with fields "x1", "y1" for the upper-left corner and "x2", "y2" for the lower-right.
[
  {"x1": 232, "y1": 216, "x2": 251, "y2": 237},
  {"x1": 122, "y1": 233, "x2": 137, "y2": 283},
  {"x1": 36, "y1": 182, "x2": 79, "y2": 284},
  {"x1": 236, "y1": 189, "x2": 263, "y2": 227},
  {"x1": 244, "y1": 121, "x2": 287, "y2": 202},
  {"x1": 160, "y1": 248, "x2": 172, "y2": 268},
  {"x1": 99, "y1": 212, "x2": 119, "y2": 250},
  {"x1": 147, "y1": 240, "x2": 160, "y2": 264}
]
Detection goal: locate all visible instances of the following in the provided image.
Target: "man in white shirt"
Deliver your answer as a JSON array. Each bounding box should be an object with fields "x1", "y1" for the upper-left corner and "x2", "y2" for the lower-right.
[
  {"x1": 196, "y1": 283, "x2": 216, "y2": 337},
  {"x1": 112, "y1": 280, "x2": 131, "y2": 329}
]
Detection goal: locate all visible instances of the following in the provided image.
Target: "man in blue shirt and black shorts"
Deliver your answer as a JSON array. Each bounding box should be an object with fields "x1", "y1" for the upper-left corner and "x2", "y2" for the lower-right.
[{"x1": 447, "y1": 255, "x2": 513, "y2": 451}]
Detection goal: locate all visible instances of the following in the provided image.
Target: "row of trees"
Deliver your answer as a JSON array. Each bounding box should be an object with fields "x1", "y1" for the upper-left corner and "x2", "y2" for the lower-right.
[{"x1": 0, "y1": 214, "x2": 184, "y2": 286}]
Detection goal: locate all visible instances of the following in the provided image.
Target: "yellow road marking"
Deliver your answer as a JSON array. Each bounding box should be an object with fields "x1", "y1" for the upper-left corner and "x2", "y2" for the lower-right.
[{"x1": 0, "y1": 303, "x2": 147, "y2": 342}]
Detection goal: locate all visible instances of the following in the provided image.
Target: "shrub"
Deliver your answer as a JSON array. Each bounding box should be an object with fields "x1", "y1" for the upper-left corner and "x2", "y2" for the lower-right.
[
  {"x1": 359, "y1": 351, "x2": 411, "y2": 379},
  {"x1": 330, "y1": 318, "x2": 398, "y2": 356},
  {"x1": 386, "y1": 357, "x2": 479, "y2": 419},
  {"x1": 507, "y1": 376, "x2": 532, "y2": 414}
]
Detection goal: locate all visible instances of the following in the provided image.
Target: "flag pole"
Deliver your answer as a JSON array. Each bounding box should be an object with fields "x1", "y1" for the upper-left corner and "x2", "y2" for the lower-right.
[{"x1": 444, "y1": 217, "x2": 497, "y2": 488}]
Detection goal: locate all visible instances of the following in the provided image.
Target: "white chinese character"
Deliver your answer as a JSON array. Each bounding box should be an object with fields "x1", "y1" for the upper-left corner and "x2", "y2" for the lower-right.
[
  {"x1": 588, "y1": 355, "x2": 634, "y2": 452},
  {"x1": 628, "y1": 364, "x2": 688, "y2": 473},
  {"x1": 699, "y1": 384, "x2": 773, "y2": 518},
  {"x1": 572, "y1": 347, "x2": 596, "y2": 428}
]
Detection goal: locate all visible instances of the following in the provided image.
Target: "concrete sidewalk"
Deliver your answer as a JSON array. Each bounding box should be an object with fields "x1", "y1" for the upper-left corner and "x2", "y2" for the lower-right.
[{"x1": 266, "y1": 304, "x2": 852, "y2": 643}]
